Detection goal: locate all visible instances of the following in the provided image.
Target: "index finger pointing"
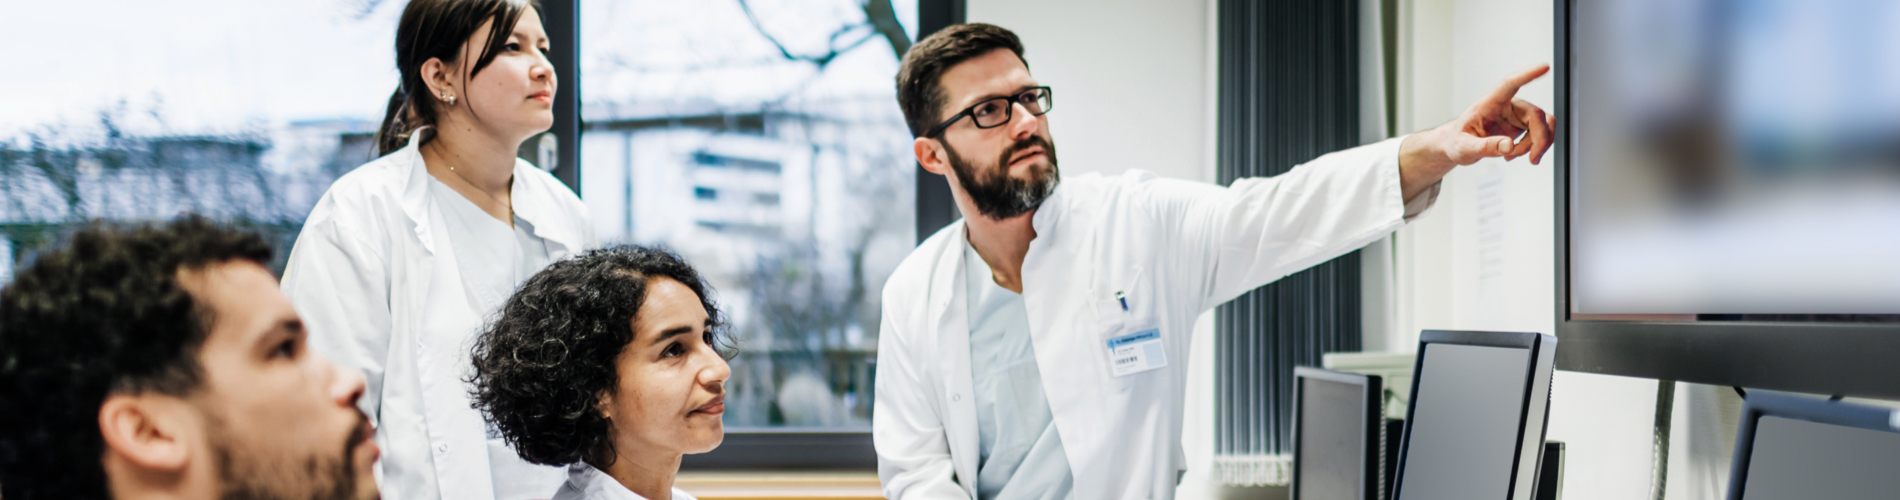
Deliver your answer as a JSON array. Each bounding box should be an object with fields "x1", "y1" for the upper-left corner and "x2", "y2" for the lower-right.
[{"x1": 1483, "y1": 64, "x2": 1552, "y2": 104}]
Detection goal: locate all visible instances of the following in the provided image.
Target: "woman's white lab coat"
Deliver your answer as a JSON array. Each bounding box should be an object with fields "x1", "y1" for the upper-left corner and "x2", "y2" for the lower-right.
[
  {"x1": 281, "y1": 129, "x2": 596, "y2": 500},
  {"x1": 872, "y1": 137, "x2": 1436, "y2": 500}
]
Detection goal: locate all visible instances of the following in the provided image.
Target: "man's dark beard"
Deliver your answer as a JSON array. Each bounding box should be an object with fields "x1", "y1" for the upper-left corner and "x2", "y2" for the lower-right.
[
  {"x1": 944, "y1": 134, "x2": 1059, "y2": 220},
  {"x1": 214, "y1": 410, "x2": 374, "y2": 500}
]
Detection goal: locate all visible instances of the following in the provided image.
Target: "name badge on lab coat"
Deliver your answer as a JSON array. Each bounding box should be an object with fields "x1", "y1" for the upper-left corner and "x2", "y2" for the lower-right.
[{"x1": 1106, "y1": 328, "x2": 1167, "y2": 377}]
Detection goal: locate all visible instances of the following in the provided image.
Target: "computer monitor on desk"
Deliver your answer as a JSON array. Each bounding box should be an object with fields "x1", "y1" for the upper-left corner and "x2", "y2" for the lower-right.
[
  {"x1": 1390, "y1": 330, "x2": 1557, "y2": 500},
  {"x1": 1291, "y1": 367, "x2": 1387, "y2": 500},
  {"x1": 1727, "y1": 391, "x2": 1900, "y2": 500}
]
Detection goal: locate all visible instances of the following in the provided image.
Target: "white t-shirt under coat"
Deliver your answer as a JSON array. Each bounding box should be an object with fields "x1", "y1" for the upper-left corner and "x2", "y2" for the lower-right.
[
  {"x1": 427, "y1": 177, "x2": 564, "y2": 498},
  {"x1": 964, "y1": 240, "x2": 1074, "y2": 500}
]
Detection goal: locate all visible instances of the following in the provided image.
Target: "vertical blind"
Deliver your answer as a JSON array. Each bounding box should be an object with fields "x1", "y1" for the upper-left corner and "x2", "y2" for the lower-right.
[{"x1": 1213, "y1": 0, "x2": 1363, "y2": 487}]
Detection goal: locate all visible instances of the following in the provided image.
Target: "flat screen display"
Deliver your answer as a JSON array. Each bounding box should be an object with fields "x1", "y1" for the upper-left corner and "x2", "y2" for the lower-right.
[
  {"x1": 1570, "y1": 0, "x2": 1900, "y2": 318},
  {"x1": 1740, "y1": 415, "x2": 1900, "y2": 499},
  {"x1": 1395, "y1": 344, "x2": 1530, "y2": 500},
  {"x1": 1297, "y1": 377, "x2": 1370, "y2": 500}
]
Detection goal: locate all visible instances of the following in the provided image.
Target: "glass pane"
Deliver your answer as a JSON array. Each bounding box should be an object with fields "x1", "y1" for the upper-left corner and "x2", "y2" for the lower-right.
[
  {"x1": 580, "y1": 0, "x2": 919, "y2": 430},
  {"x1": 2, "y1": 0, "x2": 403, "y2": 278},
  {"x1": 972, "y1": 99, "x2": 1009, "y2": 127}
]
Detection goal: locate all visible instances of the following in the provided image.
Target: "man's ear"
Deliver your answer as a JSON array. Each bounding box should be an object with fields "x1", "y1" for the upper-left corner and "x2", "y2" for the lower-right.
[
  {"x1": 915, "y1": 137, "x2": 951, "y2": 176},
  {"x1": 98, "y1": 394, "x2": 196, "y2": 472}
]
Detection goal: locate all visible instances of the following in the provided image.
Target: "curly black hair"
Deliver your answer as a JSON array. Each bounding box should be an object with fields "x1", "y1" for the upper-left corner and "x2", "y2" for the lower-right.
[
  {"x1": 469, "y1": 244, "x2": 728, "y2": 468},
  {"x1": 0, "y1": 215, "x2": 272, "y2": 500}
]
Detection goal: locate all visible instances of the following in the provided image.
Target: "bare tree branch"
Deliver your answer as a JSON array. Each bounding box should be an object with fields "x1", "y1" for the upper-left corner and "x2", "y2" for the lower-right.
[
  {"x1": 735, "y1": 0, "x2": 882, "y2": 68},
  {"x1": 342, "y1": 0, "x2": 389, "y2": 21},
  {"x1": 861, "y1": 0, "x2": 911, "y2": 56}
]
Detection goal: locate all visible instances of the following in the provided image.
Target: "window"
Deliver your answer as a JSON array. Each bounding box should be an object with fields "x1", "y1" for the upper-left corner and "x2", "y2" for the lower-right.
[
  {"x1": 1, "y1": 0, "x2": 404, "y2": 278},
  {"x1": 11, "y1": 0, "x2": 931, "y2": 471},
  {"x1": 577, "y1": 0, "x2": 919, "y2": 449}
]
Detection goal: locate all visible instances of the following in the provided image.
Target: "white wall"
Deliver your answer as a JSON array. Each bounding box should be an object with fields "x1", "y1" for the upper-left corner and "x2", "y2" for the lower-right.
[
  {"x1": 1389, "y1": 1, "x2": 1660, "y2": 499},
  {"x1": 966, "y1": 0, "x2": 1214, "y2": 184}
]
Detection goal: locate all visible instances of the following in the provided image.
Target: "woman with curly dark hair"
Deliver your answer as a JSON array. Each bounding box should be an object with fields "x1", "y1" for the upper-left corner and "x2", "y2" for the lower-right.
[{"x1": 471, "y1": 245, "x2": 730, "y2": 500}]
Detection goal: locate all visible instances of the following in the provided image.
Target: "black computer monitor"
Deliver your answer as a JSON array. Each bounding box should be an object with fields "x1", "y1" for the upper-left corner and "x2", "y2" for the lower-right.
[
  {"x1": 1726, "y1": 391, "x2": 1900, "y2": 500},
  {"x1": 1554, "y1": 0, "x2": 1900, "y2": 400},
  {"x1": 1391, "y1": 330, "x2": 1557, "y2": 500},
  {"x1": 1291, "y1": 367, "x2": 1385, "y2": 500}
]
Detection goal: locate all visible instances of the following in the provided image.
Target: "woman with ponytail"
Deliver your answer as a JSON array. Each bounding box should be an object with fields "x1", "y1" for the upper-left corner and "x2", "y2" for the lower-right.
[{"x1": 280, "y1": 1, "x2": 592, "y2": 499}]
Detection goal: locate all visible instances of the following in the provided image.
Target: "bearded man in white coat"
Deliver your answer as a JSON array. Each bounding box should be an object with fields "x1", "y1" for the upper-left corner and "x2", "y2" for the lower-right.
[{"x1": 872, "y1": 23, "x2": 1556, "y2": 500}]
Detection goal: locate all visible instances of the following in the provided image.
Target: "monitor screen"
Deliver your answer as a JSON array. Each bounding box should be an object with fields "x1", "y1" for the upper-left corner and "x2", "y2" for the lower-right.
[
  {"x1": 1296, "y1": 375, "x2": 1374, "y2": 500},
  {"x1": 1568, "y1": 0, "x2": 1900, "y2": 319},
  {"x1": 1395, "y1": 343, "x2": 1531, "y2": 500},
  {"x1": 1739, "y1": 415, "x2": 1900, "y2": 499}
]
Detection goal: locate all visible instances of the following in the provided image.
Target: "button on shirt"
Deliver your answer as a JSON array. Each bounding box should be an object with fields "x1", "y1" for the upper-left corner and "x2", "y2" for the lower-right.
[
  {"x1": 965, "y1": 240, "x2": 1075, "y2": 500},
  {"x1": 428, "y1": 177, "x2": 565, "y2": 499}
]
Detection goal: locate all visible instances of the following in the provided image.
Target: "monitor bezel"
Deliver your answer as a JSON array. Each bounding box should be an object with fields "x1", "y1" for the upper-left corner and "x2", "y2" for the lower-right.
[
  {"x1": 1290, "y1": 366, "x2": 1386, "y2": 500},
  {"x1": 1724, "y1": 391, "x2": 1900, "y2": 500},
  {"x1": 1552, "y1": 0, "x2": 1900, "y2": 400},
  {"x1": 1391, "y1": 330, "x2": 1554, "y2": 500}
]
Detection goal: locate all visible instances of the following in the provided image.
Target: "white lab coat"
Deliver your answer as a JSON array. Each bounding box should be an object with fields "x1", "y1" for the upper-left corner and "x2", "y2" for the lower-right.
[
  {"x1": 872, "y1": 137, "x2": 1435, "y2": 500},
  {"x1": 281, "y1": 129, "x2": 596, "y2": 500}
]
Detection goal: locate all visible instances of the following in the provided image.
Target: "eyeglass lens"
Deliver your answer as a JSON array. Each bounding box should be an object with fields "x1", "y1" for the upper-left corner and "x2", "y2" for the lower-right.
[{"x1": 971, "y1": 89, "x2": 1051, "y2": 128}]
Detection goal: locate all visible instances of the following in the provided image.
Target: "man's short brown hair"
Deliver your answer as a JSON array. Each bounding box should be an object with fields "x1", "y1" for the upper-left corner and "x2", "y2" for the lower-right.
[{"x1": 896, "y1": 23, "x2": 1027, "y2": 138}]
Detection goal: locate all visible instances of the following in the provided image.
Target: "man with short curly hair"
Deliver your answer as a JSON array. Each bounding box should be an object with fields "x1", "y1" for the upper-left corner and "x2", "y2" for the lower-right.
[{"x1": 0, "y1": 216, "x2": 379, "y2": 500}]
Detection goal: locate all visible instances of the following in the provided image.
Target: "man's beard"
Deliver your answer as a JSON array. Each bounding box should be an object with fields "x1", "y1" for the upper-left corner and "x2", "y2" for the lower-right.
[
  {"x1": 944, "y1": 134, "x2": 1060, "y2": 220},
  {"x1": 211, "y1": 410, "x2": 375, "y2": 500}
]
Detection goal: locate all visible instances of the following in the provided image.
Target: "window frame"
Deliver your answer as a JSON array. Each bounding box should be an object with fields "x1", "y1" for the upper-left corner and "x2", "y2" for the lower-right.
[
  {"x1": 545, "y1": 0, "x2": 581, "y2": 191},
  {"x1": 569, "y1": 0, "x2": 966, "y2": 472}
]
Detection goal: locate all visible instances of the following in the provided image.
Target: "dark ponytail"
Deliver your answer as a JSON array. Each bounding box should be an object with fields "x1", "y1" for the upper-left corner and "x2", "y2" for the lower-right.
[{"x1": 374, "y1": 0, "x2": 542, "y2": 156}]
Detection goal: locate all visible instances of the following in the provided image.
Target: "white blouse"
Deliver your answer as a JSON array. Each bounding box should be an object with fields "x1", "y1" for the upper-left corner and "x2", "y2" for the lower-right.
[{"x1": 552, "y1": 463, "x2": 698, "y2": 500}]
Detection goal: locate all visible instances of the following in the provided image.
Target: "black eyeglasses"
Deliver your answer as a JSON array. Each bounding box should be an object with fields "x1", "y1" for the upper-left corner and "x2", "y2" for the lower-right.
[{"x1": 924, "y1": 86, "x2": 1053, "y2": 138}]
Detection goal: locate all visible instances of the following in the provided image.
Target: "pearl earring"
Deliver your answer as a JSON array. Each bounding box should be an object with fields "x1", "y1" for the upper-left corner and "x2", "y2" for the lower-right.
[{"x1": 440, "y1": 92, "x2": 456, "y2": 105}]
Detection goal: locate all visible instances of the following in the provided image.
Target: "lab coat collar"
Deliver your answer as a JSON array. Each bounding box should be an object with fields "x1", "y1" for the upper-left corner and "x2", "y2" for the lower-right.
[
  {"x1": 923, "y1": 219, "x2": 982, "y2": 499},
  {"x1": 928, "y1": 220, "x2": 970, "y2": 331},
  {"x1": 1029, "y1": 180, "x2": 1071, "y2": 238},
  {"x1": 396, "y1": 127, "x2": 437, "y2": 254},
  {"x1": 951, "y1": 180, "x2": 1070, "y2": 299},
  {"x1": 509, "y1": 164, "x2": 588, "y2": 256},
  {"x1": 392, "y1": 126, "x2": 587, "y2": 256}
]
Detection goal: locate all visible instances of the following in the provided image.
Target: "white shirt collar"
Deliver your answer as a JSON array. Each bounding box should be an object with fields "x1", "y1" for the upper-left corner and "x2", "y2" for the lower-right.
[{"x1": 553, "y1": 463, "x2": 697, "y2": 500}]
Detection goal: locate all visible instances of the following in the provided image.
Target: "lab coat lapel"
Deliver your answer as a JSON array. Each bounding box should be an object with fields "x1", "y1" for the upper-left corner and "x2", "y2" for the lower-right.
[
  {"x1": 391, "y1": 128, "x2": 495, "y2": 499},
  {"x1": 1021, "y1": 186, "x2": 1109, "y2": 500},
  {"x1": 930, "y1": 221, "x2": 981, "y2": 499},
  {"x1": 414, "y1": 197, "x2": 498, "y2": 500},
  {"x1": 396, "y1": 129, "x2": 438, "y2": 256},
  {"x1": 508, "y1": 163, "x2": 586, "y2": 258},
  {"x1": 390, "y1": 129, "x2": 438, "y2": 339}
]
